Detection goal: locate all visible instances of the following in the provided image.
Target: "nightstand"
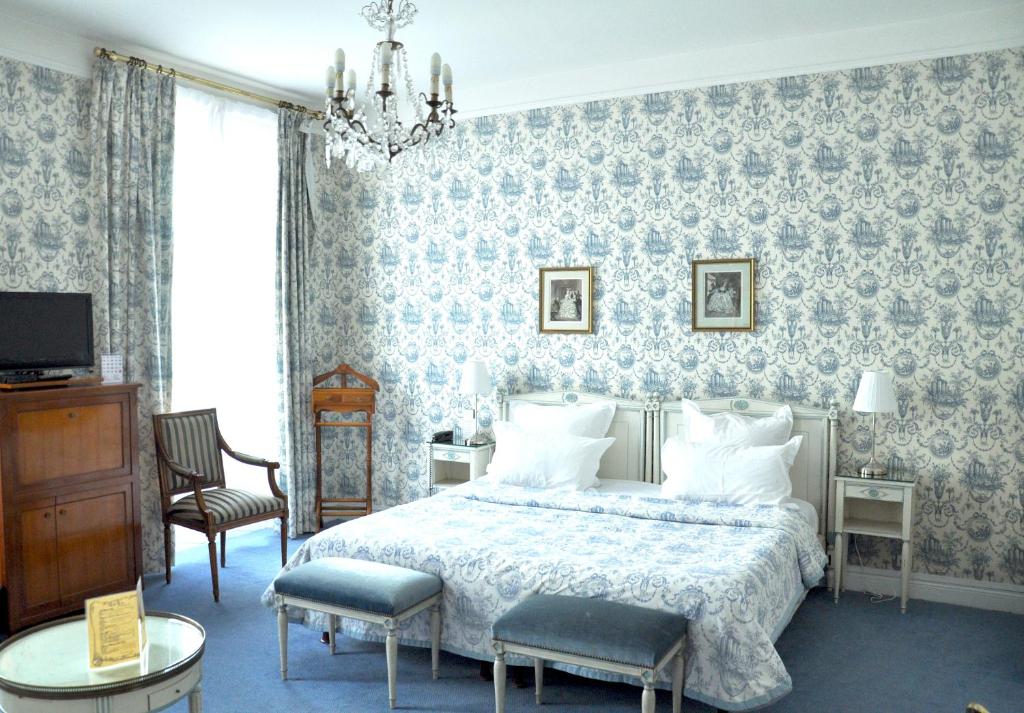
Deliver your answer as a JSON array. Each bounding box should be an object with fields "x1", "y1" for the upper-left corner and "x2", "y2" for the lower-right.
[
  {"x1": 428, "y1": 442, "x2": 494, "y2": 495},
  {"x1": 833, "y1": 473, "x2": 918, "y2": 612}
]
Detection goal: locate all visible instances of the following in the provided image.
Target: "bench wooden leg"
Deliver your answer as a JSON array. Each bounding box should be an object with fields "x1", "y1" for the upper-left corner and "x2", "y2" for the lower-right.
[
  {"x1": 220, "y1": 531, "x2": 226, "y2": 568},
  {"x1": 672, "y1": 649, "x2": 684, "y2": 713},
  {"x1": 641, "y1": 672, "x2": 655, "y2": 713},
  {"x1": 328, "y1": 614, "x2": 337, "y2": 655},
  {"x1": 277, "y1": 603, "x2": 288, "y2": 680},
  {"x1": 386, "y1": 622, "x2": 398, "y2": 709},
  {"x1": 494, "y1": 650, "x2": 507, "y2": 713},
  {"x1": 430, "y1": 603, "x2": 441, "y2": 680},
  {"x1": 534, "y1": 657, "x2": 543, "y2": 704}
]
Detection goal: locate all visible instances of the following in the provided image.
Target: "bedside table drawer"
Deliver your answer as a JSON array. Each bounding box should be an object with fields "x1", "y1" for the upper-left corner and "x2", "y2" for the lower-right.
[
  {"x1": 435, "y1": 448, "x2": 471, "y2": 464},
  {"x1": 846, "y1": 484, "x2": 903, "y2": 502}
]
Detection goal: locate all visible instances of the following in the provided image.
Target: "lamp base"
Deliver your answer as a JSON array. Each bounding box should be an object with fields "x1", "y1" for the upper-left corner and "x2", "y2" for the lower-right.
[
  {"x1": 466, "y1": 432, "x2": 491, "y2": 446},
  {"x1": 858, "y1": 460, "x2": 887, "y2": 478}
]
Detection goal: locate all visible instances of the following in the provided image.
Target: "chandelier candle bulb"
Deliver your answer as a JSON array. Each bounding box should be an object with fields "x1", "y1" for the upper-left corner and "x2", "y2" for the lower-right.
[
  {"x1": 325, "y1": 65, "x2": 335, "y2": 96},
  {"x1": 442, "y1": 63, "x2": 452, "y2": 102},
  {"x1": 347, "y1": 69, "x2": 356, "y2": 95},
  {"x1": 430, "y1": 52, "x2": 441, "y2": 95},
  {"x1": 334, "y1": 71, "x2": 344, "y2": 97},
  {"x1": 334, "y1": 48, "x2": 345, "y2": 73}
]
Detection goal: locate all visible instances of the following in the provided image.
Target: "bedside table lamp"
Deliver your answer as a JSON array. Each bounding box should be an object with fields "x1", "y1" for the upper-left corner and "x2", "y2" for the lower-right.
[
  {"x1": 459, "y1": 360, "x2": 492, "y2": 445},
  {"x1": 853, "y1": 370, "x2": 897, "y2": 477}
]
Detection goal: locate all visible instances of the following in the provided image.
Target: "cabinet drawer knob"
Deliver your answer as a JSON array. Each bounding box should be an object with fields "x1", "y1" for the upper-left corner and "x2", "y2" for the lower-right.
[
  {"x1": 58, "y1": 508, "x2": 66, "y2": 516},
  {"x1": 67, "y1": 411, "x2": 77, "y2": 419},
  {"x1": 43, "y1": 511, "x2": 50, "y2": 519}
]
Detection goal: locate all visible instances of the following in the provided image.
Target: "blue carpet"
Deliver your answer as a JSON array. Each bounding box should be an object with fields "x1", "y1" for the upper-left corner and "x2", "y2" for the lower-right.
[{"x1": 144, "y1": 528, "x2": 1024, "y2": 713}]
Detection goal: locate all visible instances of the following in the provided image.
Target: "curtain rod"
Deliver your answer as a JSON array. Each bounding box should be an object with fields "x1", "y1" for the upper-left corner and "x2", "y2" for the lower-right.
[{"x1": 93, "y1": 47, "x2": 324, "y2": 120}]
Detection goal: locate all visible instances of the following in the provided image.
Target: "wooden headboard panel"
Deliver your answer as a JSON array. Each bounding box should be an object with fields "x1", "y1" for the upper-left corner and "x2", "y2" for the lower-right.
[
  {"x1": 498, "y1": 391, "x2": 648, "y2": 482},
  {"x1": 657, "y1": 398, "x2": 839, "y2": 541}
]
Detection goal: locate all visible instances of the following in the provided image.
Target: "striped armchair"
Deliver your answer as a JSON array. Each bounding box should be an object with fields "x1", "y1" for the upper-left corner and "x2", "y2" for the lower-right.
[{"x1": 154, "y1": 408, "x2": 288, "y2": 602}]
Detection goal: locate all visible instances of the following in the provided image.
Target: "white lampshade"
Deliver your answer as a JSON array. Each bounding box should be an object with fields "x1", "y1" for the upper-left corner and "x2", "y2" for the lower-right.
[
  {"x1": 459, "y1": 360, "x2": 491, "y2": 396},
  {"x1": 853, "y1": 371, "x2": 897, "y2": 413}
]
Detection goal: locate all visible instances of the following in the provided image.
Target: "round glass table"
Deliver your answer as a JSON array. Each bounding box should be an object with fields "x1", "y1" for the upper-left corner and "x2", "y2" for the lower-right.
[{"x1": 0, "y1": 612, "x2": 205, "y2": 713}]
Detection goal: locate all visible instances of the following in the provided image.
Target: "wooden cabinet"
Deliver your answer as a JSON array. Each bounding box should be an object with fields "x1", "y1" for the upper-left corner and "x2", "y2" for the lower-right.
[{"x1": 0, "y1": 384, "x2": 141, "y2": 631}]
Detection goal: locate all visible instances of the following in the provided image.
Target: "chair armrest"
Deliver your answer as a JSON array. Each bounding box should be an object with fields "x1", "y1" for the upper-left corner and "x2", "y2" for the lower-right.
[
  {"x1": 225, "y1": 449, "x2": 279, "y2": 469},
  {"x1": 222, "y1": 448, "x2": 287, "y2": 501},
  {"x1": 163, "y1": 457, "x2": 204, "y2": 482}
]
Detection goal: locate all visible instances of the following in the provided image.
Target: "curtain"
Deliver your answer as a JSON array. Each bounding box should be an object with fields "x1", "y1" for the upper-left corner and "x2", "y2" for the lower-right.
[
  {"x1": 276, "y1": 108, "x2": 316, "y2": 536},
  {"x1": 91, "y1": 56, "x2": 176, "y2": 572}
]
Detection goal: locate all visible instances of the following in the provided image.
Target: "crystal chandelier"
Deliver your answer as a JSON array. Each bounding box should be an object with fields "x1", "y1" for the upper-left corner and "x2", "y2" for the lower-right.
[{"x1": 323, "y1": 0, "x2": 456, "y2": 172}]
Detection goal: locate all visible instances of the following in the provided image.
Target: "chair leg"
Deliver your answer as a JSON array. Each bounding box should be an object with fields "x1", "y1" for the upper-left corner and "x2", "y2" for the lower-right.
[
  {"x1": 164, "y1": 523, "x2": 172, "y2": 584},
  {"x1": 207, "y1": 535, "x2": 220, "y2": 602},
  {"x1": 430, "y1": 603, "x2": 441, "y2": 680},
  {"x1": 280, "y1": 515, "x2": 288, "y2": 565},
  {"x1": 278, "y1": 603, "x2": 288, "y2": 680},
  {"x1": 534, "y1": 658, "x2": 544, "y2": 704},
  {"x1": 494, "y1": 651, "x2": 506, "y2": 713},
  {"x1": 220, "y1": 531, "x2": 226, "y2": 568},
  {"x1": 386, "y1": 623, "x2": 398, "y2": 710},
  {"x1": 328, "y1": 614, "x2": 337, "y2": 655}
]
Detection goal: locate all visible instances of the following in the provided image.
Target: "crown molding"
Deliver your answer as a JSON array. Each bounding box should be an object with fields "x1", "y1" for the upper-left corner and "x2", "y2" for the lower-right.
[{"x1": 457, "y1": 4, "x2": 1024, "y2": 118}]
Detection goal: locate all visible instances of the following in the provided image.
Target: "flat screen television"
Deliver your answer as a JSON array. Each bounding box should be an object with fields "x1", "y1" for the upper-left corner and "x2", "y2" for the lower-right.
[{"x1": 0, "y1": 291, "x2": 94, "y2": 371}]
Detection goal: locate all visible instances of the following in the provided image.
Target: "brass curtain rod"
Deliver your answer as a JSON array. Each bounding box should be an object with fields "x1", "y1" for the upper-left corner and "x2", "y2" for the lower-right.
[{"x1": 94, "y1": 47, "x2": 324, "y2": 120}]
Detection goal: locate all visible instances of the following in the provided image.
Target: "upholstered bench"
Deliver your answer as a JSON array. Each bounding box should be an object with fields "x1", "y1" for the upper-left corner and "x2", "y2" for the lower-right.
[
  {"x1": 274, "y1": 558, "x2": 443, "y2": 709},
  {"x1": 491, "y1": 595, "x2": 687, "y2": 713}
]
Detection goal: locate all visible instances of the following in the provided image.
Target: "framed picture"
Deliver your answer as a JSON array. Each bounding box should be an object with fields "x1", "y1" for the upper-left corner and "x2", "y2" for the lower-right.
[
  {"x1": 691, "y1": 258, "x2": 756, "y2": 331},
  {"x1": 539, "y1": 266, "x2": 593, "y2": 334}
]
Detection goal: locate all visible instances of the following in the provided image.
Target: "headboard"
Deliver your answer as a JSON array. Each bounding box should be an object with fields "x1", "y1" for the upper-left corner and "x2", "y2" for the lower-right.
[
  {"x1": 657, "y1": 398, "x2": 839, "y2": 541},
  {"x1": 497, "y1": 391, "x2": 648, "y2": 482},
  {"x1": 494, "y1": 391, "x2": 839, "y2": 541}
]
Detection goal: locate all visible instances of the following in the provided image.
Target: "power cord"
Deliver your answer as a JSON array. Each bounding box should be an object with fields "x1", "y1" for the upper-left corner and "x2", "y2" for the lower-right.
[{"x1": 852, "y1": 536, "x2": 897, "y2": 605}]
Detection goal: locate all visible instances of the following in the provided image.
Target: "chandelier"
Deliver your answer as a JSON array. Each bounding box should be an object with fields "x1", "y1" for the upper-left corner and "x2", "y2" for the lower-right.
[{"x1": 323, "y1": 0, "x2": 456, "y2": 172}]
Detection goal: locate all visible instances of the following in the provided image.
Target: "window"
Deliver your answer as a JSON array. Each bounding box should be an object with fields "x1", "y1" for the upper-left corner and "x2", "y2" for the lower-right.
[{"x1": 171, "y1": 87, "x2": 280, "y2": 539}]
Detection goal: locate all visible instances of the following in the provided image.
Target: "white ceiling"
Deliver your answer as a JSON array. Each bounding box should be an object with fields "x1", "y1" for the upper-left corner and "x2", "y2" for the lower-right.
[{"x1": 1, "y1": 0, "x2": 1022, "y2": 115}]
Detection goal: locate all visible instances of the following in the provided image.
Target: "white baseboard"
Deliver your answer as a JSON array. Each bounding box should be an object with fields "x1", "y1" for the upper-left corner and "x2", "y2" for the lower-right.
[{"x1": 836, "y1": 565, "x2": 1024, "y2": 615}]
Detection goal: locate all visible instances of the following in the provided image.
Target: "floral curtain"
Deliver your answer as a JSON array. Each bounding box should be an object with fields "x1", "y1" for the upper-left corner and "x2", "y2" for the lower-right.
[
  {"x1": 91, "y1": 56, "x2": 175, "y2": 572},
  {"x1": 276, "y1": 108, "x2": 316, "y2": 536}
]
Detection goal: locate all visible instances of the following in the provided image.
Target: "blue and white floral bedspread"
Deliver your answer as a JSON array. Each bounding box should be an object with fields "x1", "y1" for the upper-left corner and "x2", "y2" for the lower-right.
[{"x1": 261, "y1": 480, "x2": 827, "y2": 710}]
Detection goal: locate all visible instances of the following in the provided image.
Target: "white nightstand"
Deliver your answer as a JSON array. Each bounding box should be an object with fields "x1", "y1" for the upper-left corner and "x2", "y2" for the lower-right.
[
  {"x1": 833, "y1": 473, "x2": 918, "y2": 613},
  {"x1": 428, "y1": 442, "x2": 494, "y2": 495}
]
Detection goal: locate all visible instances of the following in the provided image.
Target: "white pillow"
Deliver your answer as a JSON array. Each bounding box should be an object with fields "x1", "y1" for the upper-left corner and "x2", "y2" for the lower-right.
[
  {"x1": 487, "y1": 421, "x2": 614, "y2": 490},
  {"x1": 678, "y1": 400, "x2": 793, "y2": 446},
  {"x1": 660, "y1": 435, "x2": 803, "y2": 505},
  {"x1": 507, "y1": 401, "x2": 616, "y2": 439}
]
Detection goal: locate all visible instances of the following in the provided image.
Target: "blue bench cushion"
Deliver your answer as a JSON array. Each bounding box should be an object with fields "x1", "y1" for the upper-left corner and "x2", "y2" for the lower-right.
[
  {"x1": 492, "y1": 595, "x2": 686, "y2": 669},
  {"x1": 274, "y1": 558, "x2": 442, "y2": 617}
]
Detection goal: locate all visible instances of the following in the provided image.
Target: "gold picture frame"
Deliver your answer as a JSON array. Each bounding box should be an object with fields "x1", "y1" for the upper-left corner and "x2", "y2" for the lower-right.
[
  {"x1": 691, "y1": 258, "x2": 756, "y2": 332},
  {"x1": 539, "y1": 266, "x2": 594, "y2": 334}
]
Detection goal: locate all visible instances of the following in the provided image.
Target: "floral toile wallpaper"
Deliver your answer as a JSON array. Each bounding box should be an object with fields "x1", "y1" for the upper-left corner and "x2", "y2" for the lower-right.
[
  {"x1": 0, "y1": 57, "x2": 107, "y2": 331},
  {"x1": 310, "y1": 47, "x2": 1024, "y2": 585}
]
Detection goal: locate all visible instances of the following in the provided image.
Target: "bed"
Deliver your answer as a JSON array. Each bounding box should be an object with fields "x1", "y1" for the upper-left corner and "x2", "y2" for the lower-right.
[{"x1": 262, "y1": 392, "x2": 837, "y2": 711}]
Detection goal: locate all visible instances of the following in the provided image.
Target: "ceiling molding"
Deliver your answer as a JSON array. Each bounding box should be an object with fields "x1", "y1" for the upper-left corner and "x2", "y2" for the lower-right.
[{"x1": 457, "y1": 4, "x2": 1024, "y2": 118}]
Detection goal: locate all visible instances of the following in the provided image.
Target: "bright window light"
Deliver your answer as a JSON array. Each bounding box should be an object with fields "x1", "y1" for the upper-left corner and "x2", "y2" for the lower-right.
[{"x1": 171, "y1": 86, "x2": 281, "y2": 540}]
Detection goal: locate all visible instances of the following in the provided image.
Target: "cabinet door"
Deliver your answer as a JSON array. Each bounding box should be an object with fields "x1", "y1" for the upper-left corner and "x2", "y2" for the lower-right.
[
  {"x1": 56, "y1": 484, "x2": 134, "y2": 603},
  {"x1": 17, "y1": 501, "x2": 61, "y2": 617}
]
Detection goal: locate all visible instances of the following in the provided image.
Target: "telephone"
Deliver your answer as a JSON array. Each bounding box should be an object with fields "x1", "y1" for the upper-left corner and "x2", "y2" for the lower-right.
[{"x1": 431, "y1": 430, "x2": 454, "y2": 444}]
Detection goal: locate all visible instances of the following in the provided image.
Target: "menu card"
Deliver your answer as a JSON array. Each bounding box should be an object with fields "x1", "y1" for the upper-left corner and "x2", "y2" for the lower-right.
[{"x1": 85, "y1": 579, "x2": 147, "y2": 669}]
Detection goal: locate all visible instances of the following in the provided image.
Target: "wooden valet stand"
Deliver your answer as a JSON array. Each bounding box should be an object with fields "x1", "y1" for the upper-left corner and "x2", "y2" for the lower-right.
[{"x1": 312, "y1": 364, "x2": 379, "y2": 531}]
